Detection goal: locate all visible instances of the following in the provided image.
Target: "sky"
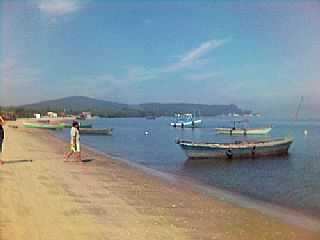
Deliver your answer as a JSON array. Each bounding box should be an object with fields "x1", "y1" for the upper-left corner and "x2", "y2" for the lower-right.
[{"x1": 0, "y1": 0, "x2": 320, "y2": 117}]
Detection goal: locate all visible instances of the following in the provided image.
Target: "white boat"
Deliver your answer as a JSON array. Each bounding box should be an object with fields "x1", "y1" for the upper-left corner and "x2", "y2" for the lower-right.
[
  {"x1": 215, "y1": 127, "x2": 272, "y2": 135},
  {"x1": 177, "y1": 137, "x2": 293, "y2": 159},
  {"x1": 215, "y1": 120, "x2": 272, "y2": 135},
  {"x1": 171, "y1": 113, "x2": 202, "y2": 128}
]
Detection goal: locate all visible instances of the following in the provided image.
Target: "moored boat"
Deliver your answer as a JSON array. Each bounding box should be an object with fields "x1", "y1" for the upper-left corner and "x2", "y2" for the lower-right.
[
  {"x1": 215, "y1": 120, "x2": 272, "y2": 135},
  {"x1": 23, "y1": 122, "x2": 64, "y2": 130},
  {"x1": 171, "y1": 113, "x2": 202, "y2": 128},
  {"x1": 37, "y1": 119, "x2": 50, "y2": 124},
  {"x1": 177, "y1": 137, "x2": 293, "y2": 159},
  {"x1": 215, "y1": 127, "x2": 272, "y2": 135},
  {"x1": 79, "y1": 128, "x2": 112, "y2": 135},
  {"x1": 145, "y1": 116, "x2": 156, "y2": 120},
  {"x1": 60, "y1": 122, "x2": 92, "y2": 128}
]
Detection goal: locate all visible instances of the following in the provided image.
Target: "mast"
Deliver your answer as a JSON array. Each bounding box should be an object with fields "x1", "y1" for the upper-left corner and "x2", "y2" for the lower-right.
[{"x1": 295, "y1": 96, "x2": 304, "y2": 121}]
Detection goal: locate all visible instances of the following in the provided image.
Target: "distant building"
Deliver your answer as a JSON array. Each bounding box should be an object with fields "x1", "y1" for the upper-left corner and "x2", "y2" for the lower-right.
[
  {"x1": 2, "y1": 112, "x2": 17, "y2": 121},
  {"x1": 47, "y1": 112, "x2": 58, "y2": 118},
  {"x1": 58, "y1": 112, "x2": 66, "y2": 117},
  {"x1": 34, "y1": 113, "x2": 41, "y2": 119},
  {"x1": 81, "y1": 112, "x2": 92, "y2": 119}
]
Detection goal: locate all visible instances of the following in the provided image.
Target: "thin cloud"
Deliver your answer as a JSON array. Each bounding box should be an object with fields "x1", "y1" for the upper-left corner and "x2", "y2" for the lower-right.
[
  {"x1": 186, "y1": 72, "x2": 221, "y2": 81},
  {"x1": 167, "y1": 38, "x2": 230, "y2": 71},
  {"x1": 61, "y1": 38, "x2": 230, "y2": 100},
  {"x1": 1, "y1": 57, "x2": 41, "y2": 84},
  {"x1": 0, "y1": 57, "x2": 42, "y2": 105},
  {"x1": 127, "y1": 67, "x2": 157, "y2": 81},
  {"x1": 68, "y1": 68, "x2": 154, "y2": 98},
  {"x1": 37, "y1": 0, "x2": 86, "y2": 15},
  {"x1": 182, "y1": 39, "x2": 224, "y2": 63}
]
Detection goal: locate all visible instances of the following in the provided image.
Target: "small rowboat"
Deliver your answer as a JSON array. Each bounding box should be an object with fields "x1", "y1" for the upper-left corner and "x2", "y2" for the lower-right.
[
  {"x1": 215, "y1": 127, "x2": 272, "y2": 135},
  {"x1": 60, "y1": 123, "x2": 92, "y2": 128},
  {"x1": 177, "y1": 137, "x2": 293, "y2": 159},
  {"x1": 23, "y1": 122, "x2": 64, "y2": 130},
  {"x1": 79, "y1": 128, "x2": 112, "y2": 135},
  {"x1": 37, "y1": 119, "x2": 50, "y2": 124}
]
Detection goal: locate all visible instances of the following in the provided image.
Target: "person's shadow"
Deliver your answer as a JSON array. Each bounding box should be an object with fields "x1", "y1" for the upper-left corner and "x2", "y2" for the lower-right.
[
  {"x1": 81, "y1": 158, "x2": 94, "y2": 163},
  {"x1": 2, "y1": 159, "x2": 33, "y2": 164}
]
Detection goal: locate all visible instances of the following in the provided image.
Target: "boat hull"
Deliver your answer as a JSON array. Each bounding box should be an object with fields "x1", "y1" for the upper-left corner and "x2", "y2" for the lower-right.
[
  {"x1": 145, "y1": 116, "x2": 156, "y2": 120},
  {"x1": 178, "y1": 138, "x2": 293, "y2": 159},
  {"x1": 215, "y1": 127, "x2": 272, "y2": 135},
  {"x1": 23, "y1": 123, "x2": 64, "y2": 130},
  {"x1": 79, "y1": 128, "x2": 112, "y2": 135},
  {"x1": 171, "y1": 119, "x2": 202, "y2": 128},
  {"x1": 61, "y1": 123, "x2": 92, "y2": 128}
]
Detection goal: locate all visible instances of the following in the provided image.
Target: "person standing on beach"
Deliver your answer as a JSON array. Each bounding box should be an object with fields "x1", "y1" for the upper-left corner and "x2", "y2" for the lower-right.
[
  {"x1": 0, "y1": 116, "x2": 5, "y2": 165},
  {"x1": 64, "y1": 121, "x2": 81, "y2": 162}
]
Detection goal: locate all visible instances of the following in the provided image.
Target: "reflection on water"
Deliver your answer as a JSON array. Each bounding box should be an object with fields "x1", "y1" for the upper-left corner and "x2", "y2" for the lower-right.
[
  {"x1": 56, "y1": 116, "x2": 320, "y2": 217},
  {"x1": 183, "y1": 154, "x2": 291, "y2": 168}
]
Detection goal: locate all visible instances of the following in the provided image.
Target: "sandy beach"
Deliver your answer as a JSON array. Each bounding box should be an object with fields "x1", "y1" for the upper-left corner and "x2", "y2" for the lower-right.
[{"x1": 1, "y1": 121, "x2": 320, "y2": 240}]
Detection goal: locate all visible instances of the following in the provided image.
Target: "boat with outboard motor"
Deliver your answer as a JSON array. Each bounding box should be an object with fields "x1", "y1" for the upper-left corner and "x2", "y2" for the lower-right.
[
  {"x1": 176, "y1": 137, "x2": 293, "y2": 159},
  {"x1": 215, "y1": 120, "x2": 272, "y2": 135},
  {"x1": 215, "y1": 127, "x2": 272, "y2": 135}
]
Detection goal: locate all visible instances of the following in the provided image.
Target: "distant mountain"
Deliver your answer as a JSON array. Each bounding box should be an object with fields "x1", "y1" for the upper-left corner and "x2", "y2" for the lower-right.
[
  {"x1": 23, "y1": 96, "x2": 131, "y2": 112},
  {"x1": 140, "y1": 103, "x2": 248, "y2": 116},
  {"x1": 21, "y1": 96, "x2": 250, "y2": 117}
]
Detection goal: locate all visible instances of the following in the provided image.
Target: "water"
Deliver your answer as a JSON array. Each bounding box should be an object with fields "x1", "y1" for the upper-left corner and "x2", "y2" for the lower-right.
[{"x1": 56, "y1": 117, "x2": 320, "y2": 217}]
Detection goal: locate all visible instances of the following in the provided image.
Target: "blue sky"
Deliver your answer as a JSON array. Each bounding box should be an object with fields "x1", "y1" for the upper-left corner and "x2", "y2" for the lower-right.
[{"x1": 1, "y1": 0, "x2": 320, "y2": 117}]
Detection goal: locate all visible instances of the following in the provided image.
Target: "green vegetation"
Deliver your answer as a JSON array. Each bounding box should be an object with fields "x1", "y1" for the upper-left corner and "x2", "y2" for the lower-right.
[
  {"x1": 0, "y1": 96, "x2": 251, "y2": 118},
  {"x1": 0, "y1": 106, "x2": 34, "y2": 118}
]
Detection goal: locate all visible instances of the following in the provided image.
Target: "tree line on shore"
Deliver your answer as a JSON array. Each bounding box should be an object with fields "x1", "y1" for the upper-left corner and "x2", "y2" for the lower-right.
[{"x1": 0, "y1": 96, "x2": 251, "y2": 119}]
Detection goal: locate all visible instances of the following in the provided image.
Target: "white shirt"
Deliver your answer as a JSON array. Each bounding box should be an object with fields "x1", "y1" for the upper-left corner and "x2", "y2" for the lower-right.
[{"x1": 70, "y1": 127, "x2": 80, "y2": 145}]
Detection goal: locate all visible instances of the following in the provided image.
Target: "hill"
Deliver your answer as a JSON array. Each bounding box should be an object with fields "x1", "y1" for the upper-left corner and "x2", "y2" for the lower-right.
[
  {"x1": 19, "y1": 96, "x2": 250, "y2": 117},
  {"x1": 140, "y1": 103, "x2": 248, "y2": 116},
  {"x1": 23, "y1": 96, "x2": 130, "y2": 112},
  {"x1": 22, "y1": 96, "x2": 142, "y2": 117}
]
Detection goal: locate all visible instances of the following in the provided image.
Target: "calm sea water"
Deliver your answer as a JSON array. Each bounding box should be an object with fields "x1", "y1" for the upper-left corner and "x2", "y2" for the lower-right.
[{"x1": 56, "y1": 117, "x2": 320, "y2": 217}]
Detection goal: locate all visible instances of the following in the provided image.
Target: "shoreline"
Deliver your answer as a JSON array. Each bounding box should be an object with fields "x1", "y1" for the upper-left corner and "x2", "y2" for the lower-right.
[
  {"x1": 1, "y1": 121, "x2": 320, "y2": 239},
  {"x1": 53, "y1": 131, "x2": 320, "y2": 232}
]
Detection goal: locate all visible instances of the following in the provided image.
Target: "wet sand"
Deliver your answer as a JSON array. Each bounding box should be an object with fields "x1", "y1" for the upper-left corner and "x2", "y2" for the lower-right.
[{"x1": 1, "y1": 121, "x2": 320, "y2": 239}]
